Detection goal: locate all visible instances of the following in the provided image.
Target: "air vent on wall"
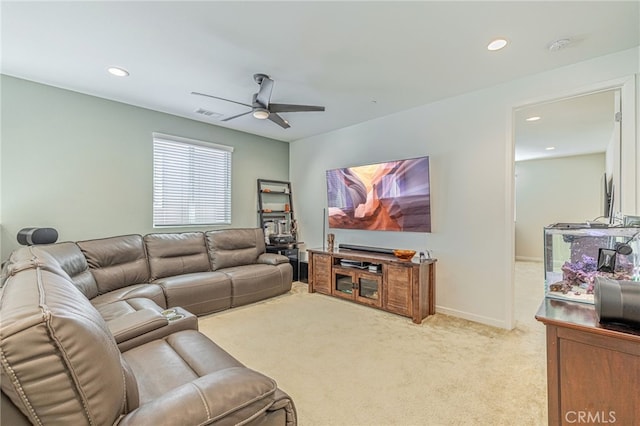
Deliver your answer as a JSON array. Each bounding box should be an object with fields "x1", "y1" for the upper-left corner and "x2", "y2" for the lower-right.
[{"x1": 195, "y1": 108, "x2": 223, "y2": 119}]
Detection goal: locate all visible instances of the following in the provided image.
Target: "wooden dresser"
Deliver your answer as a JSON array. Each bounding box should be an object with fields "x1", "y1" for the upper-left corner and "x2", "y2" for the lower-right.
[{"x1": 535, "y1": 298, "x2": 640, "y2": 425}]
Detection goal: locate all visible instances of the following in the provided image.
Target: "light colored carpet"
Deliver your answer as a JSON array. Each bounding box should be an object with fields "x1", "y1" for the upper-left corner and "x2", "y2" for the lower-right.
[{"x1": 198, "y1": 261, "x2": 547, "y2": 425}]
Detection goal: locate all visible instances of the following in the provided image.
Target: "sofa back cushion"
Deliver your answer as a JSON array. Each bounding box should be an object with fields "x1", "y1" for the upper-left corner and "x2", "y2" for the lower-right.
[
  {"x1": 206, "y1": 228, "x2": 266, "y2": 271},
  {"x1": 0, "y1": 247, "x2": 127, "y2": 425},
  {"x1": 77, "y1": 234, "x2": 150, "y2": 294},
  {"x1": 34, "y1": 242, "x2": 100, "y2": 299},
  {"x1": 144, "y1": 232, "x2": 210, "y2": 280}
]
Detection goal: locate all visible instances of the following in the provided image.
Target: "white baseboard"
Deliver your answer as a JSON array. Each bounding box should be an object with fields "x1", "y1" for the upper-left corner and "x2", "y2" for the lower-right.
[
  {"x1": 515, "y1": 256, "x2": 543, "y2": 262},
  {"x1": 435, "y1": 305, "x2": 512, "y2": 330}
]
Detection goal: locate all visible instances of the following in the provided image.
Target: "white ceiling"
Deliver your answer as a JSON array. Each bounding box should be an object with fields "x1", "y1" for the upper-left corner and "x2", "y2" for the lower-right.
[{"x1": 2, "y1": 1, "x2": 639, "y2": 147}]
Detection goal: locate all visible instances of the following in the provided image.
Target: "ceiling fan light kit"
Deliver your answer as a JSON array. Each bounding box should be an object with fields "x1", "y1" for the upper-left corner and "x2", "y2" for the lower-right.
[
  {"x1": 253, "y1": 108, "x2": 270, "y2": 119},
  {"x1": 192, "y1": 73, "x2": 325, "y2": 129}
]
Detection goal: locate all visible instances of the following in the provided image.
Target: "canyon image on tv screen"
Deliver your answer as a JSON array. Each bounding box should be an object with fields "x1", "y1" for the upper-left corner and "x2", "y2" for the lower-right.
[{"x1": 326, "y1": 156, "x2": 431, "y2": 232}]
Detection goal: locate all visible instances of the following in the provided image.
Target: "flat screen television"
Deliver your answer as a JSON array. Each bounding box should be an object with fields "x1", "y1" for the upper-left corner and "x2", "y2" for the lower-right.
[
  {"x1": 603, "y1": 172, "x2": 614, "y2": 224},
  {"x1": 326, "y1": 156, "x2": 431, "y2": 232}
]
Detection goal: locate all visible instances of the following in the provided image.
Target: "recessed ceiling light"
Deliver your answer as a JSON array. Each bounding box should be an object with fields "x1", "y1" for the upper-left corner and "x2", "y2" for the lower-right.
[
  {"x1": 107, "y1": 67, "x2": 129, "y2": 77},
  {"x1": 487, "y1": 38, "x2": 508, "y2": 51},
  {"x1": 526, "y1": 116, "x2": 541, "y2": 122},
  {"x1": 545, "y1": 146, "x2": 556, "y2": 151}
]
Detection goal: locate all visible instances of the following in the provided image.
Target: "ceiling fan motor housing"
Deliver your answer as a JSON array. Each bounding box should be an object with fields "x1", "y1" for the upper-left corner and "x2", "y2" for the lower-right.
[
  {"x1": 253, "y1": 73, "x2": 269, "y2": 84},
  {"x1": 192, "y1": 73, "x2": 324, "y2": 129}
]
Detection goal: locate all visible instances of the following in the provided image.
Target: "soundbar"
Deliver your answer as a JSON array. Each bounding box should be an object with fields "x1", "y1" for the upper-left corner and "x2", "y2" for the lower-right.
[{"x1": 338, "y1": 244, "x2": 394, "y2": 255}]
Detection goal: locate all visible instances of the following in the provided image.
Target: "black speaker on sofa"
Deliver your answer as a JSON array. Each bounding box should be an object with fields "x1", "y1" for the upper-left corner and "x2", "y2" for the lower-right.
[
  {"x1": 595, "y1": 276, "x2": 640, "y2": 327},
  {"x1": 17, "y1": 227, "x2": 58, "y2": 246}
]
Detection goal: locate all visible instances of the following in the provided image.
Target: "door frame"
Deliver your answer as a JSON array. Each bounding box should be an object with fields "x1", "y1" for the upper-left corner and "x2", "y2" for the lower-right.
[{"x1": 504, "y1": 75, "x2": 637, "y2": 329}]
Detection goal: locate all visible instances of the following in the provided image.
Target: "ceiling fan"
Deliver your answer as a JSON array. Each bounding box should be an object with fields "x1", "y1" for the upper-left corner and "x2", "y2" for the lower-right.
[{"x1": 192, "y1": 73, "x2": 325, "y2": 129}]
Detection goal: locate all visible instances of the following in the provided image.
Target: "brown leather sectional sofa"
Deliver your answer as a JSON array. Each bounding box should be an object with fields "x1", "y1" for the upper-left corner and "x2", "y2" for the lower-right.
[{"x1": 0, "y1": 228, "x2": 296, "y2": 425}]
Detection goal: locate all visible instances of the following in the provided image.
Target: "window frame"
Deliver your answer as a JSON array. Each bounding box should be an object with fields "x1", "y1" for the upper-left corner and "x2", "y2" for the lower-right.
[{"x1": 152, "y1": 132, "x2": 233, "y2": 227}]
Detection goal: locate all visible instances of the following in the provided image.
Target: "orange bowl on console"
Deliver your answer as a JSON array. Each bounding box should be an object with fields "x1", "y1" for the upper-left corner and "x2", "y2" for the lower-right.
[{"x1": 393, "y1": 249, "x2": 416, "y2": 261}]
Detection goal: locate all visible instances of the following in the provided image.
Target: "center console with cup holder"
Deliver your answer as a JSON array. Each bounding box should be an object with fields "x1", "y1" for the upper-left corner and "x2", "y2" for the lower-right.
[{"x1": 107, "y1": 305, "x2": 198, "y2": 352}]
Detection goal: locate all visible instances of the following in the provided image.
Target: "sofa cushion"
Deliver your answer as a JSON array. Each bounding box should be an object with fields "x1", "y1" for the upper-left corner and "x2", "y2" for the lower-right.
[
  {"x1": 122, "y1": 330, "x2": 246, "y2": 404},
  {"x1": 77, "y1": 234, "x2": 150, "y2": 295},
  {"x1": 258, "y1": 252, "x2": 291, "y2": 265},
  {"x1": 144, "y1": 232, "x2": 210, "y2": 280},
  {"x1": 221, "y1": 263, "x2": 291, "y2": 307},
  {"x1": 94, "y1": 296, "x2": 166, "y2": 322},
  {"x1": 0, "y1": 247, "x2": 126, "y2": 425},
  {"x1": 33, "y1": 242, "x2": 99, "y2": 299},
  {"x1": 120, "y1": 336, "x2": 283, "y2": 426},
  {"x1": 117, "y1": 368, "x2": 280, "y2": 426},
  {"x1": 1, "y1": 392, "x2": 31, "y2": 426},
  {"x1": 90, "y1": 283, "x2": 167, "y2": 312},
  {"x1": 154, "y1": 272, "x2": 232, "y2": 315},
  {"x1": 206, "y1": 228, "x2": 266, "y2": 270}
]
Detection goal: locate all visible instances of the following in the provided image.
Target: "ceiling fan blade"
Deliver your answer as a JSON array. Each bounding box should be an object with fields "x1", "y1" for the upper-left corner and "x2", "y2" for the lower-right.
[
  {"x1": 268, "y1": 103, "x2": 325, "y2": 113},
  {"x1": 191, "y1": 92, "x2": 252, "y2": 108},
  {"x1": 267, "y1": 112, "x2": 291, "y2": 129},
  {"x1": 221, "y1": 110, "x2": 252, "y2": 122},
  {"x1": 255, "y1": 76, "x2": 274, "y2": 107}
]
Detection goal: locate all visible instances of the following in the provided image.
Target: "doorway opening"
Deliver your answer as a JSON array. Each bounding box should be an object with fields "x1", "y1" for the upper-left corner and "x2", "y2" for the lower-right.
[{"x1": 509, "y1": 76, "x2": 636, "y2": 328}]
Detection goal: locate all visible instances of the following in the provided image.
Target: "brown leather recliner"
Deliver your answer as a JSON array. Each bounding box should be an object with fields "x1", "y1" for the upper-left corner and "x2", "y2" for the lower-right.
[
  {"x1": 0, "y1": 246, "x2": 296, "y2": 425},
  {"x1": 27, "y1": 241, "x2": 199, "y2": 352},
  {"x1": 205, "y1": 228, "x2": 293, "y2": 307},
  {"x1": 144, "y1": 231, "x2": 233, "y2": 315}
]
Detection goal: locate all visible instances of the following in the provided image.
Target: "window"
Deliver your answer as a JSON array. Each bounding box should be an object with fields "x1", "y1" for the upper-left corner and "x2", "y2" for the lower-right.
[{"x1": 153, "y1": 133, "x2": 233, "y2": 227}]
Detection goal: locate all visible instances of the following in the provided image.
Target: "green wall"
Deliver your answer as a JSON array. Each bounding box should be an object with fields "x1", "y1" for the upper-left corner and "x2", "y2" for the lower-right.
[{"x1": 1, "y1": 75, "x2": 290, "y2": 258}]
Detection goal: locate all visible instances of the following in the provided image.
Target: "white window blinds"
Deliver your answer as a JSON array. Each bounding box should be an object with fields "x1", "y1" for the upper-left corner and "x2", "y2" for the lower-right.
[{"x1": 153, "y1": 133, "x2": 233, "y2": 227}]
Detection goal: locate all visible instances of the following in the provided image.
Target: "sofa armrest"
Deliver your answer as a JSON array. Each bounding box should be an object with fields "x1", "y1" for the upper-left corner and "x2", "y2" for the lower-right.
[
  {"x1": 117, "y1": 367, "x2": 277, "y2": 426},
  {"x1": 107, "y1": 309, "x2": 168, "y2": 344},
  {"x1": 268, "y1": 388, "x2": 297, "y2": 424},
  {"x1": 258, "y1": 253, "x2": 290, "y2": 265}
]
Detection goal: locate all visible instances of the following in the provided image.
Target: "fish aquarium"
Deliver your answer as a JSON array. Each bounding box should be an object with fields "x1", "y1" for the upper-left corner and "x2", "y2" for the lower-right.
[{"x1": 544, "y1": 225, "x2": 640, "y2": 304}]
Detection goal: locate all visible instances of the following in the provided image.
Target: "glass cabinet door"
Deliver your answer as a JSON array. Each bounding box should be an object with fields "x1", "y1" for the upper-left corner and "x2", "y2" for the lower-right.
[
  {"x1": 334, "y1": 272, "x2": 355, "y2": 298},
  {"x1": 332, "y1": 268, "x2": 382, "y2": 306},
  {"x1": 355, "y1": 275, "x2": 382, "y2": 307}
]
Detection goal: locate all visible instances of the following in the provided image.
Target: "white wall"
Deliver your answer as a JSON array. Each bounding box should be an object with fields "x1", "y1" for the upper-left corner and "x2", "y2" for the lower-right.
[
  {"x1": 290, "y1": 47, "x2": 639, "y2": 329},
  {"x1": 1, "y1": 76, "x2": 290, "y2": 258},
  {"x1": 515, "y1": 153, "x2": 605, "y2": 261}
]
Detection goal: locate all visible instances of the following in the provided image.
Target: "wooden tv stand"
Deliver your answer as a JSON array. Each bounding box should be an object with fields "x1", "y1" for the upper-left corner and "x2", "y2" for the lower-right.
[{"x1": 307, "y1": 248, "x2": 436, "y2": 324}]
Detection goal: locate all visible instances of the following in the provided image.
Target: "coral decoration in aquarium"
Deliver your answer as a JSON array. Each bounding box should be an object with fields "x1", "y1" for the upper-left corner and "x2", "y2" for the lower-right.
[
  {"x1": 326, "y1": 156, "x2": 431, "y2": 232},
  {"x1": 544, "y1": 226, "x2": 640, "y2": 304},
  {"x1": 548, "y1": 254, "x2": 632, "y2": 297}
]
